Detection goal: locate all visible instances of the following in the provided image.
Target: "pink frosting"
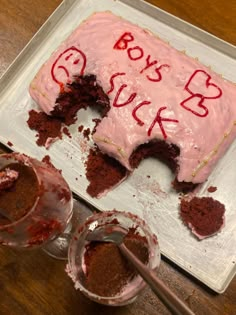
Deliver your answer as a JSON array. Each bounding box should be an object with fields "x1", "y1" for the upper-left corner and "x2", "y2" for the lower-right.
[
  {"x1": 29, "y1": 11, "x2": 236, "y2": 184},
  {"x1": 0, "y1": 168, "x2": 19, "y2": 190}
]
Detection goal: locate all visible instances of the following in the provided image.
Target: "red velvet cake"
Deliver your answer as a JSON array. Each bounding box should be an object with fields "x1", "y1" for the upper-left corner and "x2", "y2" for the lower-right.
[
  {"x1": 0, "y1": 163, "x2": 39, "y2": 225},
  {"x1": 84, "y1": 235, "x2": 149, "y2": 297},
  {"x1": 180, "y1": 197, "x2": 225, "y2": 239},
  {"x1": 28, "y1": 11, "x2": 236, "y2": 197}
]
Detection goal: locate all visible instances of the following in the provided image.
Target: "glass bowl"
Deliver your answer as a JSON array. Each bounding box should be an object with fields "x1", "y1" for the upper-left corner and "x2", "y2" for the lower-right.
[
  {"x1": 0, "y1": 152, "x2": 73, "y2": 248},
  {"x1": 66, "y1": 210, "x2": 160, "y2": 306}
]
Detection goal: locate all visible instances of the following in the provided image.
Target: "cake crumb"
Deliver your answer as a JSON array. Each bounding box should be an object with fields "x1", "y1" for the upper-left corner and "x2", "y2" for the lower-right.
[
  {"x1": 207, "y1": 186, "x2": 217, "y2": 193},
  {"x1": 92, "y1": 118, "x2": 101, "y2": 134},
  {"x1": 83, "y1": 128, "x2": 91, "y2": 141},
  {"x1": 27, "y1": 109, "x2": 63, "y2": 147},
  {"x1": 42, "y1": 155, "x2": 61, "y2": 173},
  {"x1": 7, "y1": 141, "x2": 13, "y2": 147},
  {"x1": 63, "y1": 126, "x2": 72, "y2": 138},
  {"x1": 78, "y1": 125, "x2": 84, "y2": 132}
]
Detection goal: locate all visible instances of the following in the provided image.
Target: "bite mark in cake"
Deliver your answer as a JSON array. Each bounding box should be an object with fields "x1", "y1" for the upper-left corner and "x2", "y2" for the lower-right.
[{"x1": 28, "y1": 11, "x2": 236, "y2": 194}]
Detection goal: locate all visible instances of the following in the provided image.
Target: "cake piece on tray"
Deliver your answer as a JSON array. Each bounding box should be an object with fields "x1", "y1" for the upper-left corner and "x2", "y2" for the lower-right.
[
  {"x1": 29, "y1": 11, "x2": 236, "y2": 194},
  {"x1": 180, "y1": 197, "x2": 225, "y2": 239}
]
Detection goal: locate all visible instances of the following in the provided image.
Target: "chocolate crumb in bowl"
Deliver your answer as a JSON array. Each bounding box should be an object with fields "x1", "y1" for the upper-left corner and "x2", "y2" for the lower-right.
[
  {"x1": 0, "y1": 152, "x2": 73, "y2": 249},
  {"x1": 0, "y1": 163, "x2": 39, "y2": 225},
  {"x1": 84, "y1": 231, "x2": 149, "y2": 297},
  {"x1": 66, "y1": 210, "x2": 160, "y2": 306},
  {"x1": 7, "y1": 141, "x2": 13, "y2": 147},
  {"x1": 27, "y1": 110, "x2": 63, "y2": 147}
]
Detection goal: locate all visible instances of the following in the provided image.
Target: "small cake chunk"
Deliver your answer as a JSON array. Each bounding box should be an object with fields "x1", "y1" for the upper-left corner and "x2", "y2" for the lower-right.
[{"x1": 180, "y1": 197, "x2": 225, "y2": 239}]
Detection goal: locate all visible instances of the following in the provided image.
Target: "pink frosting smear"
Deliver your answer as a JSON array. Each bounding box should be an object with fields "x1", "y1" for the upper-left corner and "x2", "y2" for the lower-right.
[
  {"x1": 29, "y1": 11, "x2": 236, "y2": 185},
  {"x1": 0, "y1": 168, "x2": 19, "y2": 190}
]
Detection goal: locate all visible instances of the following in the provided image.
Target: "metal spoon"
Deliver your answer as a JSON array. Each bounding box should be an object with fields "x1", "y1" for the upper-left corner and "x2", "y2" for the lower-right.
[
  {"x1": 0, "y1": 208, "x2": 12, "y2": 223},
  {"x1": 86, "y1": 225, "x2": 195, "y2": 315}
]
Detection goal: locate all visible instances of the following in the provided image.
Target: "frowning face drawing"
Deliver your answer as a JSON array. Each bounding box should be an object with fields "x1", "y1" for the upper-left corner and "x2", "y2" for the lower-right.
[{"x1": 51, "y1": 46, "x2": 87, "y2": 86}]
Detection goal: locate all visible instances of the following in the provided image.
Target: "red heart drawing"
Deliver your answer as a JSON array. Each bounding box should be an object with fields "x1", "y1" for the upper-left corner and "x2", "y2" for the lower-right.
[{"x1": 180, "y1": 69, "x2": 222, "y2": 117}]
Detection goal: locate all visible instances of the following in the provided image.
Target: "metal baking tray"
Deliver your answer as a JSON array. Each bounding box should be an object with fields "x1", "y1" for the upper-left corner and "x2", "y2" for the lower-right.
[{"x1": 0, "y1": 0, "x2": 236, "y2": 293}]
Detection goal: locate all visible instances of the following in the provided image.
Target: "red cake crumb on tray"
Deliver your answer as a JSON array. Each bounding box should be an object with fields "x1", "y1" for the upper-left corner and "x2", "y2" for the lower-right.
[
  {"x1": 180, "y1": 197, "x2": 225, "y2": 240},
  {"x1": 7, "y1": 141, "x2": 13, "y2": 147},
  {"x1": 207, "y1": 186, "x2": 217, "y2": 193},
  {"x1": 27, "y1": 110, "x2": 63, "y2": 148}
]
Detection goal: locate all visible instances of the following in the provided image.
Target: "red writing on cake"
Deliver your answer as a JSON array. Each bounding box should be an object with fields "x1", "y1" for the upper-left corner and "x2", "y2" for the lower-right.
[
  {"x1": 113, "y1": 32, "x2": 170, "y2": 82},
  {"x1": 107, "y1": 72, "x2": 126, "y2": 94},
  {"x1": 108, "y1": 72, "x2": 179, "y2": 139},
  {"x1": 180, "y1": 70, "x2": 223, "y2": 117},
  {"x1": 147, "y1": 106, "x2": 179, "y2": 138},
  {"x1": 51, "y1": 47, "x2": 87, "y2": 92},
  {"x1": 114, "y1": 33, "x2": 223, "y2": 118},
  {"x1": 113, "y1": 84, "x2": 137, "y2": 107},
  {"x1": 132, "y1": 100, "x2": 179, "y2": 139}
]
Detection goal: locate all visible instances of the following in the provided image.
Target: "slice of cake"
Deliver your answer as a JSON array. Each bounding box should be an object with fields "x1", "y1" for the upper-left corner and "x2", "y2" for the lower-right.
[
  {"x1": 180, "y1": 197, "x2": 225, "y2": 239},
  {"x1": 29, "y1": 11, "x2": 236, "y2": 193}
]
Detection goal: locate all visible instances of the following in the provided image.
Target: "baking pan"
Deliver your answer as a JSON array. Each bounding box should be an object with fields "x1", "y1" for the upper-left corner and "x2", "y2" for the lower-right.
[{"x1": 0, "y1": 0, "x2": 235, "y2": 293}]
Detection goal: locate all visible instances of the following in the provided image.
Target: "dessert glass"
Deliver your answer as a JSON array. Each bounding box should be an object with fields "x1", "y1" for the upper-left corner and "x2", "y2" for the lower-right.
[
  {"x1": 0, "y1": 152, "x2": 73, "y2": 258},
  {"x1": 67, "y1": 210, "x2": 160, "y2": 306}
]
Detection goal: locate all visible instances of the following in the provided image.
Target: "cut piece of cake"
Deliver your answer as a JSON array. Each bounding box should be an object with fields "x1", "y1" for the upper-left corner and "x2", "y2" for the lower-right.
[
  {"x1": 29, "y1": 11, "x2": 236, "y2": 193},
  {"x1": 180, "y1": 197, "x2": 225, "y2": 239}
]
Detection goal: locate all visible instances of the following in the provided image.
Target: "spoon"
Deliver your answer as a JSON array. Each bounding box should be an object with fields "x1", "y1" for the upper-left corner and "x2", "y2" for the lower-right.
[
  {"x1": 0, "y1": 208, "x2": 12, "y2": 223},
  {"x1": 86, "y1": 225, "x2": 195, "y2": 315}
]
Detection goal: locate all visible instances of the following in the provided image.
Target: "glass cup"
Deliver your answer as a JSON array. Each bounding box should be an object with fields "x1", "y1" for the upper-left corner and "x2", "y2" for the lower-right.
[
  {"x1": 0, "y1": 152, "x2": 73, "y2": 257},
  {"x1": 67, "y1": 210, "x2": 160, "y2": 306}
]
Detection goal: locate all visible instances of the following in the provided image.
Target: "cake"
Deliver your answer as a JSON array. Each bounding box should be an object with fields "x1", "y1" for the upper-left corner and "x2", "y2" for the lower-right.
[
  {"x1": 66, "y1": 210, "x2": 159, "y2": 304},
  {"x1": 0, "y1": 163, "x2": 39, "y2": 225},
  {"x1": 0, "y1": 153, "x2": 72, "y2": 247},
  {"x1": 180, "y1": 196, "x2": 225, "y2": 239},
  {"x1": 29, "y1": 11, "x2": 236, "y2": 196},
  {"x1": 83, "y1": 233, "x2": 149, "y2": 297}
]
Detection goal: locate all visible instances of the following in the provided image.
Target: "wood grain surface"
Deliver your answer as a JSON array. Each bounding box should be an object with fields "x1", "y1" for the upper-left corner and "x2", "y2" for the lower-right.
[{"x1": 0, "y1": 1, "x2": 235, "y2": 314}]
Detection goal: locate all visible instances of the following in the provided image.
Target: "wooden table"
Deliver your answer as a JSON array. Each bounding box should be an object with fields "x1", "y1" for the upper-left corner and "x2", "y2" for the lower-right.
[{"x1": 0, "y1": 1, "x2": 235, "y2": 314}]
